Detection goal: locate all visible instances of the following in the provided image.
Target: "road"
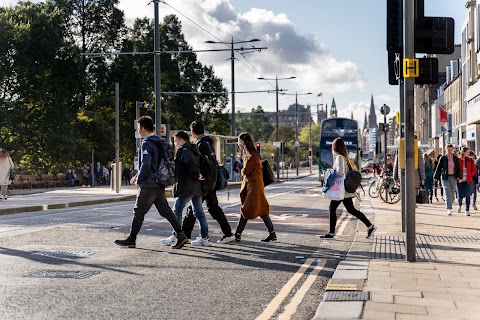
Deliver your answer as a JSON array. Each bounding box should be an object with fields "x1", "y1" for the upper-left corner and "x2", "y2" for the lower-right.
[{"x1": 0, "y1": 175, "x2": 373, "y2": 320}]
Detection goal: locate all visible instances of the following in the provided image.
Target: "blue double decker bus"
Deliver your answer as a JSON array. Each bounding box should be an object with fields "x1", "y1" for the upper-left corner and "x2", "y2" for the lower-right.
[{"x1": 318, "y1": 117, "x2": 361, "y2": 181}]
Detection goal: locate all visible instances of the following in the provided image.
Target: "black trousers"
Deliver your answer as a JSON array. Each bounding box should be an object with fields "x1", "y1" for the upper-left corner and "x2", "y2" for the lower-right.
[
  {"x1": 235, "y1": 214, "x2": 275, "y2": 234},
  {"x1": 434, "y1": 179, "x2": 444, "y2": 198},
  {"x1": 183, "y1": 190, "x2": 232, "y2": 239},
  {"x1": 129, "y1": 187, "x2": 182, "y2": 241},
  {"x1": 329, "y1": 197, "x2": 372, "y2": 234}
]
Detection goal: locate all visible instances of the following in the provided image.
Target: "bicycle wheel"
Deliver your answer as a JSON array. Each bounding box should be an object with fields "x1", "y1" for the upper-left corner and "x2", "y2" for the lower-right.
[
  {"x1": 368, "y1": 181, "x2": 380, "y2": 198},
  {"x1": 379, "y1": 183, "x2": 401, "y2": 204}
]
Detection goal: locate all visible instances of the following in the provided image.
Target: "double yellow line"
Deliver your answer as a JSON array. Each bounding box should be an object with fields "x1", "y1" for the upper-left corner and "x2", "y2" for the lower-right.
[{"x1": 256, "y1": 258, "x2": 326, "y2": 320}]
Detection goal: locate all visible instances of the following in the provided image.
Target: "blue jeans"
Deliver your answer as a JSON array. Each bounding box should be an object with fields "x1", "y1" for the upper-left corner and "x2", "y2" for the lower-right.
[
  {"x1": 471, "y1": 182, "x2": 477, "y2": 205},
  {"x1": 457, "y1": 182, "x2": 471, "y2": 211},
  {"x1": 173, "y1": 195, "x2": 208, "y2": 238},
  {"x1": 442, "y1": 176, "x2": 457, "y2": 210},
  {"x1": 424, "y1": 177, "x2": 434, "y2": 200}
]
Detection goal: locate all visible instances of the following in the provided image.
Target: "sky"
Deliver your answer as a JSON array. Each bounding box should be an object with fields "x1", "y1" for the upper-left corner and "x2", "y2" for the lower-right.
[{"x1": 2, "y1": 0, "x2": 466, "y2": 126}]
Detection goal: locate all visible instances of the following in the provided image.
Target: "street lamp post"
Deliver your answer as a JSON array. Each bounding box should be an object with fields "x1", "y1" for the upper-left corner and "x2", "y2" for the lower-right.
[
  {"x1": 281, "y1": 91, "x2": 312, "y2": 176},
  {"x1": 205, "y1": 37, "x2": 262, "y2": 139},
  {"x1": 258, "y1": 76, "x2": 296, "y2": 179}
]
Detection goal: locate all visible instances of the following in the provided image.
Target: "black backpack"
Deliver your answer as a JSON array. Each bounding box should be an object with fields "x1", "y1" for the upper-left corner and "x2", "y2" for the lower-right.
[
  {"x1": 153, "y1": 143, "x2": 175, "y2": 187},
  {"x1": 202, "y1": 141, "x2": 229, "y2": 190},
  {"x1": 191, "y1": 147, "x2": 217, "y2": 193},
  {"x1": 344, "y1": 169, "x2": 362, "y2": 193}
]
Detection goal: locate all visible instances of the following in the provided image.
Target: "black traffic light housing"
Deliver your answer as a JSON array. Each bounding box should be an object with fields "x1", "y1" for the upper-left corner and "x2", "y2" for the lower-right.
[
  {"x1": 256, "y1": 142, "x2": 261, "y2": 154},
  {"x1": 386, "y1": 0, "x2": 454, "y2": 85}
]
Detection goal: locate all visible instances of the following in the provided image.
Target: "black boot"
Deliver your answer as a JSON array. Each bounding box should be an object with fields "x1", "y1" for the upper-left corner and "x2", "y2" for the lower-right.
[
  {"x1": 234, "y1": 232, "x2": 241, "y2": 242},
  {"x1": 261, "y1": 232, "x2": 277, "y2": 242},
  {"x1": 114, "y1": 237, "x2": 136, "y2": 248}
]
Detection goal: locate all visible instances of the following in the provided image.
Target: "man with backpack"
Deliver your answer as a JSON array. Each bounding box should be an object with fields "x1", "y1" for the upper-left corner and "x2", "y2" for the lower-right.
[
  {"x1": 161, "y1": 130, "x2": 211, "y2": 246},
  {"x1": 114, "y1": 116, "x2": 189, "y2": 249},
  {"x1": 181, "y1": 121, "x2": 235, "y2": 244}
]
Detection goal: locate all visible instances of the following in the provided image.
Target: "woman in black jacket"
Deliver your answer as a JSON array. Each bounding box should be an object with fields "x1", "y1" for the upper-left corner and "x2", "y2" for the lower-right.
[{"x1": 433, "y1": 143, "x2": 461, "y2": 215}]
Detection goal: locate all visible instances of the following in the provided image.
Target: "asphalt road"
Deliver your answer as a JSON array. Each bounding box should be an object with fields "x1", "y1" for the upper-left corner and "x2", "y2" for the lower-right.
[{"x1": 0, "y1": 175, "x2": 370, "y2": 320}]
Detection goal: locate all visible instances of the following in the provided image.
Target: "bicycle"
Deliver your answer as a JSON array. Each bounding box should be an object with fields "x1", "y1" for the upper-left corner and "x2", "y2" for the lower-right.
[
  {"x1": 378, "y1": 175, "x2": 401, "y2": 204},
  {"x1": 368, "y1": 176, "x2": 383, "y2": 198}
]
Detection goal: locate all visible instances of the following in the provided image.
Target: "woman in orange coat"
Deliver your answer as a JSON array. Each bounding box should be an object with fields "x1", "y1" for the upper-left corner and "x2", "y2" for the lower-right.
[{"x1": 234, "y1": 132, "x2": 276, "y2": 242}]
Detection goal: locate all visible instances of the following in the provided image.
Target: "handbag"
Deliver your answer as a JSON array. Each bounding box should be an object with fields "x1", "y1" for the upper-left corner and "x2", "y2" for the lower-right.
[
  {"x1": 8, "y1": 157, "x2": 15, "y2": 181},
  {"x1": 416, "y1": 186, "x2": 429, "y2": 204},
  {"x1": 261, "y1": 159, "x2": 275, "y2": 187},
  {"x1": 323, "y1": 175, "x2": 345, "y2": 200}
]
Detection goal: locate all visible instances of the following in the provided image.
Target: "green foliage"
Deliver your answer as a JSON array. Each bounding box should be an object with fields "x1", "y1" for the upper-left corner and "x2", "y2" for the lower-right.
[
  {"x1": 237, "y1": 106, "x2": 274, "y2": 142},
  {"x1": 0, "y1": 1, "x2": 230, "y2": 173}
]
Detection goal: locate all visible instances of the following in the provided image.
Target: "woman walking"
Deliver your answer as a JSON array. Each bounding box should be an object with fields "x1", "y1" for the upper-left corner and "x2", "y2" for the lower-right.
[
  {"x1": 469, "y1": 151, "x2": 478, "y2": 211},
  {"x1": 423, "y1": 153, "x2": 434, "y2": 203},
  {"x1": 456, "y1": 147, "x2": 477, "y2": 216},
  {"x1": 323, "y1": 138, "x2": 377, "y2": 239},
  {"x1": 434, "y1": 143, "x2": 461, "y2": 215},
  {"x1": 0, "y1": 149, "x2": 14, "y2": 201},
  {"x1": 234, "y1": 132, "x2": 276, "y2": 242},
  {"x1": 433, "y1": 155, "x2": 444, "y2": 202}
]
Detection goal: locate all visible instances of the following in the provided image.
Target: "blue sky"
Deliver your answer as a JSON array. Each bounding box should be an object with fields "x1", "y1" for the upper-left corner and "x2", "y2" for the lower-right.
[{"x1": 2, "y1": 0, "x2": 466, "y2": 125}]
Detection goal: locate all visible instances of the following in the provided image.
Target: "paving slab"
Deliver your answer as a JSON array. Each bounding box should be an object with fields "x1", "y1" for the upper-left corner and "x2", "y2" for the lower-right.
[
  {"x1": 332, "y1": 269, "x2": 368, "y2": 280},
  {"x1": 313, "y1": 301, "x2": 363, "y2": 319}
]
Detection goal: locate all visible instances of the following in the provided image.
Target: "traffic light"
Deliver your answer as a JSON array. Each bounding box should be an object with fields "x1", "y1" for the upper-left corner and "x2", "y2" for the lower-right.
[
  {"x1": 396, "y1": 110, "x2": 400, "y2": 125},
  {"x1": 388, "y1": 52, "x2": 439, "y2": 85},
  {"x1": 386, "y1": 0, "x2": 403, "y2": 52},
  {"x1": 271, "y1": 153, "x2": 275, "y2": 160},
  {"x1": 308, "y1": 148, "x2": 312, "y2": 157},
  {"x1": 256, "y1": 142, "x2": 261, "y2": 154}
]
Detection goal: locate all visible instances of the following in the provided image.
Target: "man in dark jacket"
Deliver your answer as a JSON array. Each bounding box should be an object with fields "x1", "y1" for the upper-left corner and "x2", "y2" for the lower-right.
[
  {"x1": 114, "y1": 116, "x2": 188, "y2": 249},
  {"x1": 161, "y1": 130, "x2": 211, "y2": 246},
  {"x1": 181, "y1": 121, "x2": 235, "y2": 244}
]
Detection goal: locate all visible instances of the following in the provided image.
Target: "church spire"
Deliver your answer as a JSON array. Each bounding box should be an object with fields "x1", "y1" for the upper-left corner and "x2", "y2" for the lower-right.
[
  {"x1": 363, "y1": 111, "x2": 368, "y2": 131},
  {"x1": 368, "y1": 94, "x2": 378, "y2": 129},
  {"x1": 330, "y1": 98, "x2": 337, "y2": 118}
]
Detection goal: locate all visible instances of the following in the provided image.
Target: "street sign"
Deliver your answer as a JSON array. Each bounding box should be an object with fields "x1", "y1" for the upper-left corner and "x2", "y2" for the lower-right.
[
  {"x1": 403, "y1": 58, "x2": 419, "y2": 78},
  {"x1": 294, "y1": 140, "x2": 300, "y2": 147},
  {"x1": 380, "y1": 104, "x2": 391, "y2": 115},
  {"x1": 273, "y1": 141, "x2": 282, "y2": 148}
]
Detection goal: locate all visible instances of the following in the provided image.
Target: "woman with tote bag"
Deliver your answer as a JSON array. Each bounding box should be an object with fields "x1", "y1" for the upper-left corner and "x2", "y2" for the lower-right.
[
  {"x1": 0, "y1": 149, "x2": 14, "y2": 201},
  {"x1": 322, "y1": 138, "x2": 377, "y2": 239}
]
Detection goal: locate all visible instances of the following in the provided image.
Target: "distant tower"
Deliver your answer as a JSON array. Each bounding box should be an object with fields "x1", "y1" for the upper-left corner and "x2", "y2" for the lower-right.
[
  {"x1": 368, "y1": 94, "x2": 378, "y2": 129},
  {"x1": 363, "y1": 111, "x2": 368, "y2": 131},
  {"x1": 330, "y1": 98, "x2": 338, "y2": 118},
  {"x1": 351, "y1": 110, "x2": 354, "y2": 120}
]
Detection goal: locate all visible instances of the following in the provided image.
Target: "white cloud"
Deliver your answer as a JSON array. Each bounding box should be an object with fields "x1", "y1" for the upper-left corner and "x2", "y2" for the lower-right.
[{"x1": 118, "y1": 0, "x2": 367, "y2": 110}]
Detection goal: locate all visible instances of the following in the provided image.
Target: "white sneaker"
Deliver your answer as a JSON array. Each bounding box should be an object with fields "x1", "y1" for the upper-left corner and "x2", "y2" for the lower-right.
[
  {"x1": 457, "y1": 206, "x2": 461, "y2": 214},
  {"x1": 217, "y1": 235, "x2": 235, "y2": 244},
  {"x1": 191, "y1": 237, "x2": 212, "y2": 246},
  {"x1": 447, "y1": 210, "x2": 452, "y2": 216},
  {"x1": 161, "y1": 235, "x2": 177, "y2": 245},
  {"x1": 466, "y1": 211, "x2": 471, "y2": 216}
]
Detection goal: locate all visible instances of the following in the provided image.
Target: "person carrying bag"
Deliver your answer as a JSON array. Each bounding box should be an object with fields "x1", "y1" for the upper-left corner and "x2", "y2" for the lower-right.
[{"x1": 321, "y1": 138, "x2": 376, "y2": 239}]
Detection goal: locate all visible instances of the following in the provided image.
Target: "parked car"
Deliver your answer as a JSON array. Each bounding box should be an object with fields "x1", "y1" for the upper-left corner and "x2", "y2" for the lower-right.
[{"x1": 361, "y1": 162, "x2": 374, "y2": 174}]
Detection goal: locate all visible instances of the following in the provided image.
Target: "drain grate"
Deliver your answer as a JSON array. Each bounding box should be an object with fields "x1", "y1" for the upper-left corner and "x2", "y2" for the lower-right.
[
  {"x1": 324, "y1": 291, "x2": 370, "y2": 301},
  {"x1": 371, "y1": 235, "x2": 437, "y2": 260},
  {"x1": 32, "y1": 250, "x2": 94, "y2": 259},
  {"x1": 24, "y1": 270, "x2": 100, "y2": 279}
]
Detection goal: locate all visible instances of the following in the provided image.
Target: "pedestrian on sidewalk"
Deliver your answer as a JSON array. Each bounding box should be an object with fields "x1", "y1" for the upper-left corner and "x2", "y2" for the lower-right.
[
  {"x1": 433, "y1": 155, "x2": 444, "y2": 202},
  {"x1": 0, "y1": 149, "x2": 14, "y2": 201},
  {"x1": 456, "y1": 147, "x2": 477, "y2": 216},
  {"x1": 434, "y1": 143, "x2": 461, "y2": 216},
  {"x1": 115, "y1": 116, "x2": 189, "y2": 249},
  {"x1": 180, "y1": 121, "x2": 235, "y2": 244},
  {"x1": 469, "y1": 150, "x2": 478, "y2": 211},
  {"x1": 161, "y1": 130, "x2": 211, "y2": 247},
  {"x1": 234, "y1": 132, "x2": 276, "y2": 242},
  {"x1": 322, "y1": 138, "x2": 376, "y2": 239},
  {"x1": 423, "y1": 153, "x2": 434, "y2": 203}
]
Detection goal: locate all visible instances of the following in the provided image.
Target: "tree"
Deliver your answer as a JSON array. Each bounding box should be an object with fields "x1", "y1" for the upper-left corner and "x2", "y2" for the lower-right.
[{"x1": 237, "y1": 106, "x2": 274, "y2": 142}]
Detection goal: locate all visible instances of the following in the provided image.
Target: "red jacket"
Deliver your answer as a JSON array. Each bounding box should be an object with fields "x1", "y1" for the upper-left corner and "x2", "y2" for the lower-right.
[{"x1": 457, "y1": 157, "x2": 477, "y2": 183}]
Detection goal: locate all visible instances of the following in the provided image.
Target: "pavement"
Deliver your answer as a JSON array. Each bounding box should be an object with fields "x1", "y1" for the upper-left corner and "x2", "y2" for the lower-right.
[{"x1": 314, "y1": 190, "x2": 480, "y2": 320}]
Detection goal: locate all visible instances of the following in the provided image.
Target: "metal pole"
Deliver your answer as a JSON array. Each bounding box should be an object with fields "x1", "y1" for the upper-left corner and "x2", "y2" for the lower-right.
[
  {"x1": 295, "y1": 92, "x2": 299, "y2": 176},
  {"x1": 231, "y1": 37, "x2": 237, "y2": 159},
  {"x1": 404, "y1": 0, "x2": 416, "y2": 262},
  {"x1": 91, "y1": 149, "x2": 94, "y2": 187},
  {"x1": 136, "y1": 101, "x2": 140, "y2": 156},
  {"x1": 115, "y1": 82, "x2": 120, "y2": 193},
  {"x1": 309, "y1": 107, "x2": 312, "y2": 174},
  {"x1": 400, "y1": 78, "x2": 406, "y2": 233},
  {"x1": 275, "y1": 76, "x2": 280, "y2": 179},
  {"x1": 154, "y1": 0, "x2": 161, "y2": 130}
]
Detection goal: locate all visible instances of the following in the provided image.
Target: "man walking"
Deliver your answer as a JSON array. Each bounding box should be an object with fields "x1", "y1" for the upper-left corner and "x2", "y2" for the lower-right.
[
  {"x1": 94, "y1": 162, "x2": 103, "y2": 186},
  {"x1": 161, "y1": 130, "x2": 211, "y2": 246},
  {"x1": 179, "y1": 121, "x2": 235, "y2": 244},
  {"x1": 115, "y1": 116, "x2": 188, "y2": 249}
]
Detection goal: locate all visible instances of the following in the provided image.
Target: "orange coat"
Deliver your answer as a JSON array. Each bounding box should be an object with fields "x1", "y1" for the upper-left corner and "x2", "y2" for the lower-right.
[{"x1": 240, "y1": 151, "x2": 269, "y2": 219}]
